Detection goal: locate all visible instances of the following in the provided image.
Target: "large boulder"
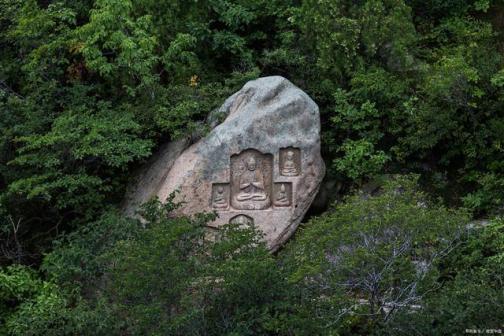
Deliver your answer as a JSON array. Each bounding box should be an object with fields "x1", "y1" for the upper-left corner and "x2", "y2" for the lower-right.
[
  {"x1": 123, "y1": 76, "x2": 325, "y2": 251},
  {"x1": 122, "y1": 138, "x2": 190, "y2": 218}
]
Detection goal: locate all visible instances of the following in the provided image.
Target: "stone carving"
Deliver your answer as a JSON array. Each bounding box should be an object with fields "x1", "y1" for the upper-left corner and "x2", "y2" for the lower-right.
[
  {"x1": 236, "y1": 157, "x2": 266, "y2": 202},
  {"x1": 280, "y1": 148, "x2": 301, "y2": 176},
  {"x1": 212, "y1": 184, "x2": 229, "y2": 209},
  {"x1": 231, "y1": 149, "x2": 272, "y2": 210},
  {"x1": 303, "y1": 161, "x2": 317, "y2": 190},
  {"x1": 122, "y1": 76, "x2": 325, "y2": 252},
  {"x1": 274, "y1": 183, "x2": 292, "y2": 207},
  {"x1": 229, "y1": 214, "x2": 254, "y2": 226}
]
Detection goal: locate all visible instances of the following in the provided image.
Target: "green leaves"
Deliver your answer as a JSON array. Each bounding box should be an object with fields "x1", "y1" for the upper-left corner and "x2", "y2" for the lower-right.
[
  {"x1": 1, "y1": 0, "x2": 273, "y2": 259},
  {"x1": 283, "y1": 176, "x2": 468, "y2": 332},
  {"x1": 56, "y1": 110, "x2": 152, "y2": 167},
  {"x1": 78, "y1": 0, "x2": 159, "y2": 91},
  {"x1": 163, "y1": 33, "x2": 199, "y2": 82},
  {"x1": 474, "y1": 0, "x2": 491, "y2": 11},
  {"x1": 300, "y1": 1, "x2": 504, "y2": 214},
  {"x1": 388, "y1": 218, "x2": 504, "y2": 335},
  {"x1": 3, "y1": 1, "x2": 504, "y2": 333},
  {"x1": 14, "y1": 108, "x2": 152, "y2": 168},
  {"x1": 299, "y1": 0, "x2": 416, "y2": 80},
  {"x1": 330, "y1": 88, "x2": 389, "y2": 179},
  {"x1": 210, "y1": 1, "x2": 257, "y2": 30},
  {"x1": 32, "y1": 198, "x2": 302, "y2": 335},
  {"x1": 6, "y1": 100, "x2": 152, "y2": 214},
  {"x1": 335, "y1": 139, "x2": 389, "y2": 179}
]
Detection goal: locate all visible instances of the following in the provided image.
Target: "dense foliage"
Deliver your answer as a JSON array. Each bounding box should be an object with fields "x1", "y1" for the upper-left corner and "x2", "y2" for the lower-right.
[
  {"x1": 3, "y1": 177, "x2": 491, "y2": 336},
  {"x1": 2, "y1": 0, "x2": 504, "y2": 334}
]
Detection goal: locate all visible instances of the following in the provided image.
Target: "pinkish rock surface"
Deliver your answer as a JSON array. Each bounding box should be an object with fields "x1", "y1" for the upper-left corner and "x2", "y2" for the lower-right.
[{"x1": 123, "y1": 76, "x2": 325, "y2": 251}]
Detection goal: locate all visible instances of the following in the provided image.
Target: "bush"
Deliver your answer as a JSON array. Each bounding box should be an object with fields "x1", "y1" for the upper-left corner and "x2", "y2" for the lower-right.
[
  {"x1": 282, "y1": 175, "x2": 469, "y2": 334},
  {"x1": 386, "y1": 218, "x2": 504, "y2": 335},
  {"x1": 3, "y1": 196, "x2": 316, "y2": 335}
]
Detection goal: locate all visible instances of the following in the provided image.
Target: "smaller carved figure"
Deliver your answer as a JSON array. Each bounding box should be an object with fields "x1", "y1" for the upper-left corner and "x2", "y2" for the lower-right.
[
  {"x1": 275, "y1": 184, "x2": 290, "y2": 206},
  {"x1": 282, "y1": 150, "x2": 298, "y2": 176},
  {"x1": 213, "y1": 186, "x2": 228, "y2": 209}
]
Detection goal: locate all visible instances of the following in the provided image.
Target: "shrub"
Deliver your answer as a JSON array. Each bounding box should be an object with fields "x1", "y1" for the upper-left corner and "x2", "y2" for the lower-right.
[{"x1": 282, "y1": 175, "x2": 469, "y2": 334}]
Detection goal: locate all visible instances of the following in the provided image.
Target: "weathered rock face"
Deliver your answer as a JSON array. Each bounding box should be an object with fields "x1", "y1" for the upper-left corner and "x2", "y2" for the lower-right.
[{"x1": 123, "y1": 76, "x2": 325, "y2": 251}]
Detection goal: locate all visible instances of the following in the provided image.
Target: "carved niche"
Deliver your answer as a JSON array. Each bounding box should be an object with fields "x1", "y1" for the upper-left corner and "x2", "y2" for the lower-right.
[
  {"x1": 230, "y1": 149, "x2": 273, "y2": 210},
  {"x1": 212, "y1": 183, "x2": 230, "y2": 210},
  {"x1": 273, "y1": 182, "x2": 292, "y2": 207},
  {"x1": 229, "y1": 214, "x2": 254, "y2": 226},
  {"x1": 279, "y1": 147, "x2": 301, "y2": 177}
]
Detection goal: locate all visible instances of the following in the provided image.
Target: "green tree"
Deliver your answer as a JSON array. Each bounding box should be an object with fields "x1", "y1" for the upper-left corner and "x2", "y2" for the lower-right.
[
  {"x1": 0, "y1": 0, "x2": 270, "y2": 263},
  {"x1": 386, "y1": 218, "x2": 504, "y2": 335},
  {"x1": 283, "y1": 176, "x2": 468, "y2": 334}
]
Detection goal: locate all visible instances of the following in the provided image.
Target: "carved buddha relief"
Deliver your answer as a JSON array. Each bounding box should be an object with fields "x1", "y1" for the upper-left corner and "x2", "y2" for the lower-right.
[
  {"x1": 231, "y1": 149, "x2": 273, "y2": 210},
  {"x1": 274, "y1": 182, "x2": 292, "y2": 207},
  {"x1": 236, "y1": 157, "x2": 267, "y2": 202},
  {"x1": 212, "y1": 183, "x2": 229, "y2": 209},
  {"x1": 280, "y1": 147, "x2": 301, "y2": 176}
]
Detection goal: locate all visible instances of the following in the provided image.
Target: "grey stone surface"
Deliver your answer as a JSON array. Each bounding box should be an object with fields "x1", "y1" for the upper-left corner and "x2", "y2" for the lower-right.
[
  {"x1": 124, "y1": 76, "x2": 325, "y2": 251},
  {"x1": 121, "y1": 138, "x2": 190, "y2": 217}
]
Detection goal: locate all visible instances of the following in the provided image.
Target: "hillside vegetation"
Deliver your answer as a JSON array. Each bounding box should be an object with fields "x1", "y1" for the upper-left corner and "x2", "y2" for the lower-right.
[{"x1": 1, "y1": 0, "x2": 504, "y2": 334}]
